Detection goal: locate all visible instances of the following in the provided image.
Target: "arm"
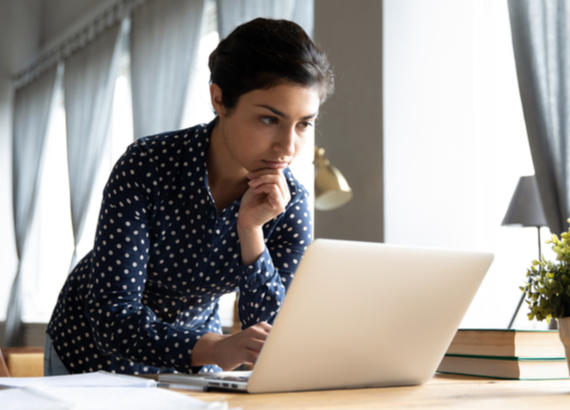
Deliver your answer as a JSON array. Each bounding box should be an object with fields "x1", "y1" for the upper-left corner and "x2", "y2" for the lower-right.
[
  {"x1": 84, "y1": 143, "x2": 204, "y2": 373},
  {"x1": 192, "y1": 171, "x2": 312, "y2": 371},
  {"x1": 236, "y1": 169, "x2": 313, "y2": 328}
]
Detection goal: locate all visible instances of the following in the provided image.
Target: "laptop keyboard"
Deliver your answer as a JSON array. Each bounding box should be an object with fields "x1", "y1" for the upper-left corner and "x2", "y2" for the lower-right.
[{"x1": 210, "y1": 371, "x2": 252, "y2": 382}]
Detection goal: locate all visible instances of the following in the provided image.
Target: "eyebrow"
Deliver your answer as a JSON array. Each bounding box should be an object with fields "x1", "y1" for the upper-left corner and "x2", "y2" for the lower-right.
[{"x1": 255, "y1": 104, "x2": 318, "y2": 121}]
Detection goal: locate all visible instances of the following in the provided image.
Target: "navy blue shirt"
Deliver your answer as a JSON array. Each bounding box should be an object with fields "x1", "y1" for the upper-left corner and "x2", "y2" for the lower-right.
[{"x1": 47, "y1": 120, "x2": 312, "y2": 374}]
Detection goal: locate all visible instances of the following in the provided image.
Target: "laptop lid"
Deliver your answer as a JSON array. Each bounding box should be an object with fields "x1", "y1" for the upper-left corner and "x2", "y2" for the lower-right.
[{"x1": 246, "y1": 238, "x2": 493, "y2": 393}]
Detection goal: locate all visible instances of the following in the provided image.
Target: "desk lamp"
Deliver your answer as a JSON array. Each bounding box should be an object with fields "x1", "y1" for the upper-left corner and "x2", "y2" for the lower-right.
[
  {"x1": 502, "y1": 175, "x2": 548, "y2": 329},
  {"x1": 314, "y1": 146, "x2": 353, "y2": 210}
]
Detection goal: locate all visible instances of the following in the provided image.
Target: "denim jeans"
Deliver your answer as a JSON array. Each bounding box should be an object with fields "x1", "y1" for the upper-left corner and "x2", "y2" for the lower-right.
[{"x1": 44, "y1": 334, "x2": 70, "y2": 376}]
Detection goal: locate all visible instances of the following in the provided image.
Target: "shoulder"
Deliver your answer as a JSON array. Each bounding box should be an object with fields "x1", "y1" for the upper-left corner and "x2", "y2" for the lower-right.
[
  {"x1": 131, "y1": 122, "x2": 212, "y2": 156},
  {"x1": 106, "y1": 122, "x2": 214, "y2": 189},
  {"x1": 114, "y1": 122, "x2": 214, "y2": 175}
]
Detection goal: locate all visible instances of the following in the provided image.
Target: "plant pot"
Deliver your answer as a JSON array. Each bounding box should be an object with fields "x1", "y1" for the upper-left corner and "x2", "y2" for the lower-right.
[{"x1": 557, "y1": 317, "x2": 570, "y2": 373}]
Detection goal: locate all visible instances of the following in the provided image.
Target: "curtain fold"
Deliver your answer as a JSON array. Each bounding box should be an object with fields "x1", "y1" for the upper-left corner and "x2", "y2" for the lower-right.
[
  {"x1": 4, "y1": 66, "x2": 59, "y2": 346},
  {"x1": 130, "y1": 0, "x2": 205, "y2": 139},
  {"x1": 64, "y1": 21, "x2": 126, "y2": 270},
  {"x1": 216, "y1": 0, "x2": 314, "y2": 39},
  {"x1": 508, "y1": 0, "x2": 570, "y2": 235}
]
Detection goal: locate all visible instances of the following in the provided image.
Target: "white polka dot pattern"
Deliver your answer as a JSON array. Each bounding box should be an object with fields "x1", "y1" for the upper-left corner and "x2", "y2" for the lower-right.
[{"x1": 47, "y1": 120, "x2": 313, "y2": 375}]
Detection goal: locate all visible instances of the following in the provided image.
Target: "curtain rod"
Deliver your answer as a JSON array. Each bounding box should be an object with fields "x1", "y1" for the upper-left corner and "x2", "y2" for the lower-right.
[{"x1": 13, "y1": 0, "x2": 147, "y2": 89}]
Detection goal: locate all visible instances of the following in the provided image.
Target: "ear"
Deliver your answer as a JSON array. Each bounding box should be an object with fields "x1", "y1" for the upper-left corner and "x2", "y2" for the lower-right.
[{"x1": 210, "y1": 83, "x2": 226, "y2": 117}]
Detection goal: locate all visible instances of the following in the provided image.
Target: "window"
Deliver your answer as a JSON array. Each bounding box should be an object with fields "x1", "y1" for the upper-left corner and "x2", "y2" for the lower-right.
[
  {"x1": 21, "y1": 82, "x2": 73, "y2": 323},
  {"x1": 384, "y1": 0, "x2": 553, "y2": 329},
  {"x1": 181, "y1": 0, "x2": 219, "y2": 128},
  {"x1": 22, "y1": 53, "x2": 133, "y2": 323}
]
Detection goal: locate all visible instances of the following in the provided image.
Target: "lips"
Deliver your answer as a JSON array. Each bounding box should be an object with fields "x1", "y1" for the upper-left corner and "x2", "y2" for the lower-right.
[{"x1": 263, "y1": 160, "x2": 289, "y2": 169}]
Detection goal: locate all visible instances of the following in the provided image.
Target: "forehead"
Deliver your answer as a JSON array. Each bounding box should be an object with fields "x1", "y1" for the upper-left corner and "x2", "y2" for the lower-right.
[{"x1": 237, "y1": 83, "x2": 321, "y2": 115}]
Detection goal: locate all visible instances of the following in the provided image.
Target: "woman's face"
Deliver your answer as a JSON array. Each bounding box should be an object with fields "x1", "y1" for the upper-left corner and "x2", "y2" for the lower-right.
[{"x1": 212, "y1": 82, "x2": 320, "y2": 173}]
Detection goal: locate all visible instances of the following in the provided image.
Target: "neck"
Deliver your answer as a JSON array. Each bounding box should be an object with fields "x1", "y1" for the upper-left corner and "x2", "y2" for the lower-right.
[{"x1": 207, "y1": 120, "x2": 248, "y2": 192}]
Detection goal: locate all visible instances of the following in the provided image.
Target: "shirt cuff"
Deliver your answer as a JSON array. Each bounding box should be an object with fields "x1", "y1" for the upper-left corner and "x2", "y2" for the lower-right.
[{"x1": 238, "y1": 247, "x2": 276, "y2": 290}]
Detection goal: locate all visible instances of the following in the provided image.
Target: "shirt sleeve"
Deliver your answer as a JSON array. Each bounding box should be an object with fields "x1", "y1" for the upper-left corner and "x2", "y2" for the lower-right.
[
  {"x1": 237, "y1": 189, "x2": 313, "y2": 328},
  {"x1": 84, "y1": 142, "x2": 203, "y2": 373}
]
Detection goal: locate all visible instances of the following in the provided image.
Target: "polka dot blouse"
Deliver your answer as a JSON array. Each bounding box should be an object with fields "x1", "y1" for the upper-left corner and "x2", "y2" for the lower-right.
[{"x1": 47, "y1": 120, "x2": 313, "y2": 375}]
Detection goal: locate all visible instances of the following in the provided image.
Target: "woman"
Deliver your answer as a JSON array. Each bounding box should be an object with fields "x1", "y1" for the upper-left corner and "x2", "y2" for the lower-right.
[{"x1": 45, "y1": 17, "x2": 334, "y2": 375}]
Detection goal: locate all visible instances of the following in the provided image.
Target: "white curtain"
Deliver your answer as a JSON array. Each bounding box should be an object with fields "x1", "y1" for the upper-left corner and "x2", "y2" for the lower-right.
[
  {"x1": 64, "y1": 21, "x2": 126, "y2": 270},
  {"x1": 4, "y1": 66, "x2": 59, "y2": 346},
  {"x1": 130, "y1": 0, "x2": 205, "y2": 139},
  {"x1": 216, "y1": 0, "x2": 314, "y2": 38}
]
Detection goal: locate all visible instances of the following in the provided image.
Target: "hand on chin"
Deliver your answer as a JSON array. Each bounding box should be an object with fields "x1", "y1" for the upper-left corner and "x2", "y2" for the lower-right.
[{"x1": 238, "y1": 168, "x2": 291, "y2": 229}]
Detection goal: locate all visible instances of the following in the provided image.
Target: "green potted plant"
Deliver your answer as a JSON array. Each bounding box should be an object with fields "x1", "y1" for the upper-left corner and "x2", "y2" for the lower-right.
[{"x1": 525, "y1": 223, "x2": 570, "y2": 370}]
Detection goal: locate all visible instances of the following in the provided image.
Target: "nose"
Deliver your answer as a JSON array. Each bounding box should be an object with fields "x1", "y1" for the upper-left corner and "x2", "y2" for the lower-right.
[{"x1": 274, "y1": 126, "x2": 296, "y2": 157}]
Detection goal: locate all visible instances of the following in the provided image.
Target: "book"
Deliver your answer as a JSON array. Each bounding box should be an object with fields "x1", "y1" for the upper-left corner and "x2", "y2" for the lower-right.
[
  {"x1": 437, "y1": 329, "x2": 570, "y2": 380},
  {"x1": 444, "y1": 329, "x2": 565, "y2": 358},
  {"x1": 438, "y1": 354, "x2": 570, "y2": 380}
]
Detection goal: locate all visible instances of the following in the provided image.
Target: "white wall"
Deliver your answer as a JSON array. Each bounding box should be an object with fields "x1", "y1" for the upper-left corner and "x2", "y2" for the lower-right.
[{"x1": 313, "y1": 0, "x2": 383, "y2": 242}]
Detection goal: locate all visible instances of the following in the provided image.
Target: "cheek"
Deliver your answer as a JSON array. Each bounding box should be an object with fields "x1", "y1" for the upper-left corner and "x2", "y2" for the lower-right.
[
  {"x1": 294, "y1": 135, "x2": 309, "y2": 155},
  {"x1": 231, "y1": 123, "x2": 260, "y2": 147},
  {"x1": 234, "y1": 127, "x2": 271, "y2": 159},
  {"x1": 248, "y1": 126, "x2": 278, "y2": 149}
]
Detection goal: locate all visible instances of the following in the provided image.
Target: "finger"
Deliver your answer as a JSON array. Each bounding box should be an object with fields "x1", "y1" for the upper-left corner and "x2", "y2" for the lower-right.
[
  {"x1": 258, "y1": 172, "x2": 289, "y2": 204},
  {"x1": 253, "y1": 185, "x2": 285, "y2": 210},
  {"x1": 247, "y1": 169, "x2": 282, "y2": 179},
  {"x1": 245, "y1": 325, "x2": 270, "y2": 339},
  {"x1": 257, "y1": 321, "x2": 272, "y2": 332},
  {"x1": 251, "y1": 181, "x2": 289, "y2": 209},
  {"x1": 277, "y1": 173, "x2": 291, "y2": 203},
  {"x1": 248, "y1": 171, "x2": 290, "y2": 205},
  {"x1": 246, "y1": 338, "x2": 266, "y2": 353},
  {"x1": 244, "y1": 349, "x2": 259, "y2": 365},
  {"x1": 248, "y1": 174, "x2": 281, "y2": 188},
  {"x1": 245, "y1": 323, "x2": 271, "y2": 339}
]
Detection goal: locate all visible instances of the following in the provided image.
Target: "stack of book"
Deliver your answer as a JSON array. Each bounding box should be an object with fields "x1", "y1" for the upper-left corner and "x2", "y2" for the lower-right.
[{"x1": 437, "y1": 329, "x2": 570, "y2": 380}]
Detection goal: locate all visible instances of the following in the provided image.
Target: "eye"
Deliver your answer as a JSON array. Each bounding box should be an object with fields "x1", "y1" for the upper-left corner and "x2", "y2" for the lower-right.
[
  {"x1": 261, "y1": 116, "x2": 279, "y2": 125},
  {"x1": 297, "y1": 121, "x2": 314, "y2": 131}
]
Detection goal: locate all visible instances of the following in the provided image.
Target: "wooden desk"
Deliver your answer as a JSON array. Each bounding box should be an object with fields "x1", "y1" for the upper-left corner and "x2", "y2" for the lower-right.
[{"x1": 178, "y1": 374, "x2": 570, "y2": 409}]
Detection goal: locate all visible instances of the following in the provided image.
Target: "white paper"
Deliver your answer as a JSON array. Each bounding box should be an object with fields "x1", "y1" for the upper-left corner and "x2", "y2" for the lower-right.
[
  {"x1": 45, "y1": 387, "x2": 226, "y2": 410},
  {"x1": 0, "y1": 387, "x2": 73, "y2": 410},
  {"x1": 0, "y1": 372, "x2": 226, "y2": 409},
  {"x1": 0, "y1": 371, "x2": 156, "y2": 388},
  {"x1": 0, "y1": 386, "x2": 227, "y2": 410}
]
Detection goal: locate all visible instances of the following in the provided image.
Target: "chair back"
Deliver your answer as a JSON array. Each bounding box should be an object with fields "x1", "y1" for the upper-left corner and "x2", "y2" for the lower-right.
[{"x1": 0, "y1": 347, "x2": 44, "y2": 377}]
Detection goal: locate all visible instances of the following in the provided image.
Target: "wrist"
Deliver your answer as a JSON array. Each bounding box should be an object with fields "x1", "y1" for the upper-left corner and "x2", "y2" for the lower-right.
[
  {"x1": 237, "y1": 226, "x2": 265, "y2": 265},
  {"x1": 237, "y1": 224, "x2": 263, "y2": 240},
  {"x1": 191, "y1": 332, "x2": 226, "y2": 367}
]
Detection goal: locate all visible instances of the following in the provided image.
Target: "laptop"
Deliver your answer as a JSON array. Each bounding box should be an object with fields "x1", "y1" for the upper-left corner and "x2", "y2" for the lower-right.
[{"x1": 159, "y1": 238, "x2": 494, "y2": 393}]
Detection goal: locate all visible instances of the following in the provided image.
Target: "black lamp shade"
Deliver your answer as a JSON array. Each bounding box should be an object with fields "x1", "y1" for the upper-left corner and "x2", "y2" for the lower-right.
[{"x1": 502, "y1": 175, "x2": 547, "y2": 227}]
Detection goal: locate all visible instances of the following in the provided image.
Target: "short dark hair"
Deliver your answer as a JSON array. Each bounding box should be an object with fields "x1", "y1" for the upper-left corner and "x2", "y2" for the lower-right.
[{"x1": 208, "y1": 18, "x2": 334, "y2": 111}]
